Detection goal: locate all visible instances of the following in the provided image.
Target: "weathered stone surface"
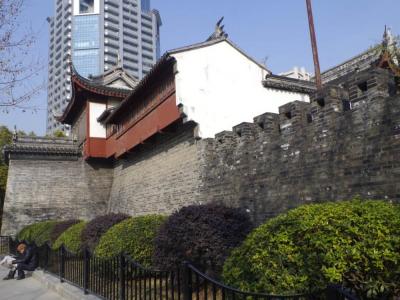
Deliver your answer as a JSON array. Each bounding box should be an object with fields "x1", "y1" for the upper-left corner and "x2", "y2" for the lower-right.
[
  {"x1": 108, "y1": 122, "x2": 202, "y2": 216},
  {"x1": 196, "y1": 69, "x2": 400, "y2": 224},
  {"x1": 2, "y1": 158, "x2": 113, "y2": 235}
]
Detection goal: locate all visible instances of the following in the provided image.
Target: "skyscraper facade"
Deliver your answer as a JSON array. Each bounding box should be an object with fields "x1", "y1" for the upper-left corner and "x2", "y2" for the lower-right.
[{"x1": 47, "y1": 0, "x2": 161, "y2": 133}]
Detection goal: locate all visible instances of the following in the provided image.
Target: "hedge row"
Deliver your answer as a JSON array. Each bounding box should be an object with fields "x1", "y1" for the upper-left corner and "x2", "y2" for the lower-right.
[
  {"x1": 95, "y1": 215, "x2": 166, "y2": 267},
  {"x1": 17, "y1": 219, "x2": 79, "y2": 246},
  {"x1": 16, "y1": 204, "x2": 252, "y2": 272},
  {"x1": 16, "y1": 200, "x2": 400, "y2": 299},
  {"x1": 51, "y1": 221, "x2": 86, "y2": 253},
  {"x1": 222, "y1": 200, "x2": 400, "y2": 299},
  {"x1": 81, "y1": 213, "x2": 129, "y2": 251}
]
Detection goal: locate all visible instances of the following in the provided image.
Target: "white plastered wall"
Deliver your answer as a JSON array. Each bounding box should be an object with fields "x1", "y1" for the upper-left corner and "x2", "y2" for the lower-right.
[
  {"x1": 171, "y1": 41, "x2": 309, "y2": 138},
  {"x1": 89, "y1": 102, "x2": 106, "y2": 138}
]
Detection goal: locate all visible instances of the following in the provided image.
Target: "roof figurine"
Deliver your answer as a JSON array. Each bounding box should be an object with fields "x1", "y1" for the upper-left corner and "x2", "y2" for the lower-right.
[
  {"x1": 382, "y1": 25, "x2": 396, "y2": 49},
  {"x1": 207, "y1": 17, "x2": 228, "y2": 41}
]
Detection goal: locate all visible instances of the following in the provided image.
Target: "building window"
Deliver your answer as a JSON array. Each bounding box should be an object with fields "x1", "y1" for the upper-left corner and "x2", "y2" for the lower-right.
[{"x1": 80, "y1": 0, "x2": 94, "y2": 14}]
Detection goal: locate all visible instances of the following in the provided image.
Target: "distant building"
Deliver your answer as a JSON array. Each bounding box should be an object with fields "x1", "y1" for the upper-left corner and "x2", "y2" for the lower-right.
[
  {"x1": 46, "y1": 0, "x2": 162, "y2": 134},
  {"x1": 280, "y1": 67, "x2": 311, "y2": 81}
]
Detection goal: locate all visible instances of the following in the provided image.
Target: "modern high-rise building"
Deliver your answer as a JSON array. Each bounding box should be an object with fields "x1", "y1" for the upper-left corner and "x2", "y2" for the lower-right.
[{"x1": 46, "y1": 0, "x2": 162, "y2": 133}]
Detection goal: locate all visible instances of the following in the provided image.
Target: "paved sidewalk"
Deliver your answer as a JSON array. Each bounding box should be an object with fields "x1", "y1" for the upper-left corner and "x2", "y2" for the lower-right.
[{"x1": 0, "y1": 266, "x2": 64, "y2": 300}]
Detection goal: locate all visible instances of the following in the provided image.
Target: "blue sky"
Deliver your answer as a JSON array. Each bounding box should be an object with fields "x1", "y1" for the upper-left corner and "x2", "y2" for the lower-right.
[{"x1": 1, "y1": 0, "x2": 399, "y2": 135}]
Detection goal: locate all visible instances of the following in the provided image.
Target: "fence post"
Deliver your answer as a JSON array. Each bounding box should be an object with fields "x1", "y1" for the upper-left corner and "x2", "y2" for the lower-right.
[
  {"x1": 183, "y1": 262, "x2": 192, "y2": 300},
  {"x1": 44, "y1": 244, "x2": 49, "y2": 270},
  {"x1": 325, "y1": 285, "x2": 337, "y2": 300},
  {"x1": 119, "y1": 253, "x2": 126, "y2": 300},
  {"x1": 83, "y1": 248, "x2": 90, "y2": 295},
  {"x1": 59, "y1": 246, "x2": 65, "y2": 283},
  {"x1": 8, "y1": 236, "x2": 12, "y2": 254}
]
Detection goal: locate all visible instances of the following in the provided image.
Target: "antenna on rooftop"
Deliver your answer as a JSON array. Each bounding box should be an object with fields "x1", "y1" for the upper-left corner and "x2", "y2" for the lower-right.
[
  {"x1": 117, "y1": 52, "x2": 122, "y2": 67},
  {"x1": 305, "y1": 0, "x2": 322, "y2": 90},
  {"x1": 13, "y1": 125, "x2": 18, "y2": 142},
  {"x1": 262, "y1": 56, "x2": 269, "y2": 68}
]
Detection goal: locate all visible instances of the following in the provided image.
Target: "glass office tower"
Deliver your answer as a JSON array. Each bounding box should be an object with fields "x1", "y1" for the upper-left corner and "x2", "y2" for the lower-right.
[
  {"x1": 73, "y1": 15, "x2": 100, "y2": 77},
  {"x1": 47, "y1": 0, "x2": 161, "y2": 134}
]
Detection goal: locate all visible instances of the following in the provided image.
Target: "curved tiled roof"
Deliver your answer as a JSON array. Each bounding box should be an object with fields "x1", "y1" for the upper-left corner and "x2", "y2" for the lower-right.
[
  {"x1": 103, "y1": 54, "x2": 176, "y2": 124},
  {"x1": 59, "y1": 65, "x2": 132, "y2": 124},
  {"x1": 71, "y1": 65, "x2": 133, "y2": 97},
  {"x1": 263, "y1": 74, "x2": 316, "y2": 94},
  {"x1": 3, "y1": 136, "x2": 81, "y2": 164}
]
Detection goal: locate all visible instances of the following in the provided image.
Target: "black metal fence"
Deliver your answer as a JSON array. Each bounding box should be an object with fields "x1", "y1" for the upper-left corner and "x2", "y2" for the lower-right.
[
  {"x1": 0, "y1": 236, "x2": 10, "y2": 255},
  {"x1": 0, "y1": 236, "x2": 358, "y2": 300}
]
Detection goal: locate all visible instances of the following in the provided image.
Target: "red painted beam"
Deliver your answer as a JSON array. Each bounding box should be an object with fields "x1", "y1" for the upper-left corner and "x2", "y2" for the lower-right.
[{"x1": 105, "y1": 93, "x2": 180, "y2": 158}]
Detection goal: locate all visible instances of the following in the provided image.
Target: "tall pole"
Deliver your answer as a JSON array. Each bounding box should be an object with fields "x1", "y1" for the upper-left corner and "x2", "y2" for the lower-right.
[{"x1": 306, "y1": 0, "x2": 322, "y2": 90}]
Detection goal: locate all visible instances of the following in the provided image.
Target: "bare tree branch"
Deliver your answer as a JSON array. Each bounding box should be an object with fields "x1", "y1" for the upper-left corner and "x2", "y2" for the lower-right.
[{"x1": 0, "y1": 0, "x2": 45, "y2": 110}]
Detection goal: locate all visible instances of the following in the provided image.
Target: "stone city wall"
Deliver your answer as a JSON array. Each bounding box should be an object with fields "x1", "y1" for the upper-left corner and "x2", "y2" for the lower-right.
[
  {"x1": 108, "y1": 122, "x2": 202, "y2": 216},
  {"x1": 2, "y1": 68, "x2": 400, "y2": 233},
  {"x1": 196, "y1": 68, "x2": 400, "y2": 223},
  {"x1": 2, "y1": 157, "x2": 113, "y2": 235}
]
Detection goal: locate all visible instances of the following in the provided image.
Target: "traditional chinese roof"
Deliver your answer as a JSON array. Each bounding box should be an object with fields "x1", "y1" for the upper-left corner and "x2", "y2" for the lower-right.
[
  {"x1": 320, "y1": 46, "x2": 382, "y2": 84},
  {"x1": 88, "y1": 62, "x2": 139, "y2": 91},
  {"x1": 103, "y1": 54, "x2": 177, "y2": 124},
  {"x1": 103, "y1": 32, "x2": 273, "y2": 124},
  {"x1": 321, "y1": 28, "x2": 400, "y2": 84},
  {"x1": 378, "y1": 49, "x2": 400, "y2": 77},
  {"x1": 377, "y1": 28, "x2": 400, "y2": 77},
  {"x1": 71, "y1": 64, "x2": 135, "y2": 97},
  {"x1": 3, "y1": 136, "x2": 80, "y2": 164},
  {"x1": 168, "y1": 37, "x2": 271, "y2": 73},
  {"x1": 59, "y1": 65, "x2": 137, "y2": 124},
  {"x1": 263, "y1": 74, "x2": 316, "y2": 94}
]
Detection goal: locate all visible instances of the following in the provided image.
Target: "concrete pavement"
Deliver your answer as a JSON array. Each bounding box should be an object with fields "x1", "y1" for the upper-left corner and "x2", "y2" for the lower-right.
[{"x1": 0, "y1": 266, "x2": 64, "y2": 300}]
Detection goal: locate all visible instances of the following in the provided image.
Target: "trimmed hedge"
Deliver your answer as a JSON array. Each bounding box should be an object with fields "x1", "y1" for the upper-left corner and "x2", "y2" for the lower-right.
[
  {"x1": 153, "y1": 204, "x2": 253, "y2": 275},
  {"x1": 95, "y1": 215, "x2": 166, "y2": 267},
  {"x1": 17, "y1": 220, "x2": 58, "y2": 246},
  {"x1": 50, "y1": 219, "x2": 80, "y2": 244},
  {"x1": 53, "y1": 221, "x2": 87, "y2": 253},
  {"x1": 81, "y1": 213, "x2": 129, "y2": 251},
  {"x1": 222, "y1": 200, "x2": 400, "y2": 299}
]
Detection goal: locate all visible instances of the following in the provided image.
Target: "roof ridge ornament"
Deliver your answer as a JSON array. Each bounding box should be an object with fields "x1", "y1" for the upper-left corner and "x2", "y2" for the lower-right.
[
  {"x1": 207, "y1": 17, "x2": 228, "y2": 41},
  {"x1": 378, "y1": 26, "x2": 400, "y2": 76}
]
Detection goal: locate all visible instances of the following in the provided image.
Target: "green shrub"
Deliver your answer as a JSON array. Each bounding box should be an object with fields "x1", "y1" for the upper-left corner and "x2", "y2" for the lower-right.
[
  {"x1": 17, "y1": 220, "x2": 58, "y2": 246},
  {"x1": 50, "y1": 219, "x2": 80, "y2": 243},
  {"x1": 53, "y1": 221, "x2": 87, "y2": 253},
  {"x1": 81, "y1": 213, "x2": 129, "y2": 251},
  {"x1": 95, "y1": 215, "x2": 166, "y2": 267},
  {"x1": 222, "y1": 200, "x2": 400, "y2": 299}
]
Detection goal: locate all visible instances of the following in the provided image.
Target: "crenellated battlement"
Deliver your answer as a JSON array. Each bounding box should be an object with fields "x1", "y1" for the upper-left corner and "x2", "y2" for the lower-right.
[
  {"x1": 196, "y1": 66, "x2": 400, "y2": 223},
  {"x1": 211, "y1": 68, "x2": 397, "y2": 148}
]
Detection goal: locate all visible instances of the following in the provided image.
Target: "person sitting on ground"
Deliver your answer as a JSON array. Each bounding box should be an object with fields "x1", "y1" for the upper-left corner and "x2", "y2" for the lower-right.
[
  {"x1": 12, "y1": 242, "x2": 38, "y2": 280},
  {"x1": 2, "y1": 243, "x2": 25, "y2": 280},
  {"x1": 3, "y1": 242, "x2": 38, "y2": 280}
]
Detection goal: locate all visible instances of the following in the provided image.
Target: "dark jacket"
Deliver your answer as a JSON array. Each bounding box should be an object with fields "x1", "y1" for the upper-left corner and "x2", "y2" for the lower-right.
[{"x1": 12, "y1": 245, "x2": 38, "y2": 269}]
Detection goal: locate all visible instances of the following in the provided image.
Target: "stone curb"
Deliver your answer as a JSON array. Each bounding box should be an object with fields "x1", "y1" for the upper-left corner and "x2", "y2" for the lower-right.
[{"x1": 32, "y1": 270, "x2": 100, "y2": 300}]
